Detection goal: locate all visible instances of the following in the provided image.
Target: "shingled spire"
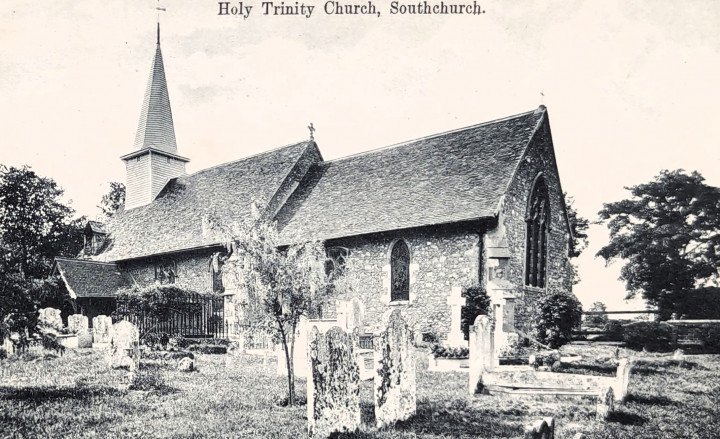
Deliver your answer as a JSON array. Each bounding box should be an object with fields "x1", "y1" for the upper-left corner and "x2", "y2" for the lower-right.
[
  {"x1": 121, "y1": 23, "x2": 189, "y2": 210},
  {"x1": 133, "y1": 23, "x2": 177, "y2": 153}
]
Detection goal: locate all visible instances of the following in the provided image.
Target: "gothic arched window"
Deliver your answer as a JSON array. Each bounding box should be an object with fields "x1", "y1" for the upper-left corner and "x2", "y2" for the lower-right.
[
  {"x1": 526, "y1": 177, "x2": 550, "y2": 288},
  {"x1": 390, "y1": 240, "x2": 410, "y2": 301}
]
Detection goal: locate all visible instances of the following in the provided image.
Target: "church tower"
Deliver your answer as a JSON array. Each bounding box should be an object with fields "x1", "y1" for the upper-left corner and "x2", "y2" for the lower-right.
[{"x1": 121, "y1": 23, "x2": 189, "y2": 210}]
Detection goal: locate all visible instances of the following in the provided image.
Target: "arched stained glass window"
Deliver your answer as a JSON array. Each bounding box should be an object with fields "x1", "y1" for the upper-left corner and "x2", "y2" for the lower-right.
[
  {"x1": 391, "y1": 240, "x2": 410, "y2": 301},
  {"x1": 526, "y1": 177, "x2": 550, "y2": 288}
]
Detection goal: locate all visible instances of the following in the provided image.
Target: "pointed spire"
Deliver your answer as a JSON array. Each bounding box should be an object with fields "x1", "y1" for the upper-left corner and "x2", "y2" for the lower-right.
[{"x1": 133, "y1": 24, "x2": 177, "y2": 153}]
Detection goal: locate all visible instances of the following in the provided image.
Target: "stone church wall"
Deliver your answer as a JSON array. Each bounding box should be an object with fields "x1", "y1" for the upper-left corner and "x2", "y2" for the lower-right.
[
  {"x1": 327, "y1": 223, "x2": 482, "y2": 341},
  {"x1": 490, "y1": 114, "x2": 574, "y2": 333},
  {"x1": 119, "y1": 248, "x2": 220, "y2": 293}
]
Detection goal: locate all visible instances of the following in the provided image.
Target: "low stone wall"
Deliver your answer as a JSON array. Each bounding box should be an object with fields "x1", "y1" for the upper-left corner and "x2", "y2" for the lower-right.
[{"x1": 667, "y1": 320, "x2": 720, "y2": 346}]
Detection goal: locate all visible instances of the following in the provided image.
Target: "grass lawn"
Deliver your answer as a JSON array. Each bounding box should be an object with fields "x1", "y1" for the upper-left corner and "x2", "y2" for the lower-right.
[{"x1": 1, "y1": 344, "x2": 719, "y2": 438}]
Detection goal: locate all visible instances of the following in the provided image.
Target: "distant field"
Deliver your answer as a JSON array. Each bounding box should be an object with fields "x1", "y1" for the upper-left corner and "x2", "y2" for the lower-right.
[{"x1": 1, "y1": 344, "x2": 718, "y2": 438}]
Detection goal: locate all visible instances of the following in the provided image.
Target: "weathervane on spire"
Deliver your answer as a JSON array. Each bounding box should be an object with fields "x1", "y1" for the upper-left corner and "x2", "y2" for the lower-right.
[
  {"x1": 156, "y1": 0, "x2": 166, "y2": 44},
  {"x1": 308, "y1": 123, "x2": 315, "y2": 141}
]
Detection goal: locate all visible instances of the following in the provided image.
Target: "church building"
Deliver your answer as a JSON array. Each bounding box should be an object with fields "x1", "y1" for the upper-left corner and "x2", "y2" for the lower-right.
[{"x1": 55, "y1": 26, "x2": 575, "y2": 347}]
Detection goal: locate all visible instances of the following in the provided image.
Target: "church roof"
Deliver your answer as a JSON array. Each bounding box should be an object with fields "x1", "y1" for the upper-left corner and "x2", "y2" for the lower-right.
[
  {"x1": 276, "y1": 107, "x2": 546, "y2": 243},
  {"x1": 55, "y1": 258, "x2": 129, "y2": 298},
  {"x1": 94, "y1": 141, "x2": 314, "y2": 261},
  {"x1": 133, "y1": 24, "x2": 178, "y2": 155}
]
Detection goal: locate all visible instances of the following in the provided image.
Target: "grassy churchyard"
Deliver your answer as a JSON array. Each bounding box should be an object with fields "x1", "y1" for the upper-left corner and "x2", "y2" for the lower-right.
[{"x1": 1, "y1": 344, "x2": 719, "y2": 438}]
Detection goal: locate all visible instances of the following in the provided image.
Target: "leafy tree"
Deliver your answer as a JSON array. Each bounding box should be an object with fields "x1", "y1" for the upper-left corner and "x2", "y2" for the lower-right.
[
  {"x1": 597, "y1": 169, "x2": 720, "y2": 319},
  {"x1": 565, "y1": 193, "x2": 589, "y2": 258},
  {"x1": 585, "y1": 301, "x2": 608, "y2": 327},
  {"x1": 0, "y1": 165, "x2": 85, "y2": 279},
  {"x1": 536, "y1": 292, "x2": 583, "y2": 348},
  {"x1": 221, "y1": 208, "x2": 330, "y2": 405},
  {"x1": 99, "y1": 182, "x2": 126, "y2": 218},
  {"x1": 565, "y1": 193, "x2": 589, "y2": 284}
]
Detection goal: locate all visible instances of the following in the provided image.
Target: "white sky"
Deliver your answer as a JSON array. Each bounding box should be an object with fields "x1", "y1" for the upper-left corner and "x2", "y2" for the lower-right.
[{"x1": 2, "y1": 0, "x2": 719, "y2": 311}]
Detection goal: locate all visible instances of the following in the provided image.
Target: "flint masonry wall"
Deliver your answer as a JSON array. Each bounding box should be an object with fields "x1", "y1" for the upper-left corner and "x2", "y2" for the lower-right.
[
  {"x1": 328, "y1": 223, "x2": 482, "y2": 340},
  {"x1": 490, "y1": 112, "x2": 574, "y2": 332},
  {"x1": 119, "y1": 248, "x2": 221, "y2": 293}
]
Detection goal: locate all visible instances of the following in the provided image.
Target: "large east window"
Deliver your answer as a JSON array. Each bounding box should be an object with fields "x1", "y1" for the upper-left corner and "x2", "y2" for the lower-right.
[
  {"x1": 390, "y1": 240, "x2": 410, "y2": 301},
  {"x1": 525, "y1": 177, "x2": 550, "y2": 288}
]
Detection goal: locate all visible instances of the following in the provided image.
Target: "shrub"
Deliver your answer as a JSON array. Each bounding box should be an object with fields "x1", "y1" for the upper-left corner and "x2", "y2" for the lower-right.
[
  {"x1": 602, "y1": 320, "x2": 625, "y2": 342},
  {"x1": 129, "y1": 370, "x2": 169, "y2": 393},
  {"x1": 0, "y1": 348, "x2": 6, "y2": 360},
  {"x1": 41, "y1": 333, "x2": 65, "y2": 356},
  {"x1": 430, "y1": 343, "x2": 469, "y2": 359},
  {"x1": 188, "y1": 344, "x2": 227, "y2": 355},
  {"x1": 701, "y1": 326, "x2": 720, "y2": 353},
  {"x1": 536, "y1": 292, "x2": 582, "y2": 349},
  {"x1": 460, "y1": 285, "x2": 490, "y2": 341},
  {"x1": 623, "y1": 321, "x2": 675, "y2": 352}
]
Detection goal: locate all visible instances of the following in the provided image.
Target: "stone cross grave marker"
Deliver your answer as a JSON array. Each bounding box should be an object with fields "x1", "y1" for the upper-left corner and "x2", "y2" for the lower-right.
[
  {"x1": 374, "y1": 309, "x2": 416, "y2": 428},
  {"x1": 108, "y1": 320, "x2": 141, "y2": 371},
  {"x1": 67, "y1": 315, "x2": 89, "y2": 334},
  {"x1": 469, "y1": 314, "x2": 495, "y2": 394},
  {"x1": 445, "y1": 286, "x2": 466, "y2": 347},
  {"x1": 307, "y1": 326, "x2": 360, "y2": 438},
  {"x1": 92, "y1": 315, "x2": 113, "y2": 346}
]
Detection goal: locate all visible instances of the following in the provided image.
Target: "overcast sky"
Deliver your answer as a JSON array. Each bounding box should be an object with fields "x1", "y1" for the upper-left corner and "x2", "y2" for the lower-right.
[{"x1": 2, "y1": 0, "x2": 719, "y2": 310}]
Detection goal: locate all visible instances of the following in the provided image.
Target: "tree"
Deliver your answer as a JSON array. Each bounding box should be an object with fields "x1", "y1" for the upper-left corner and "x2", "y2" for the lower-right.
[
  {"x1": 0, "y1": 165, "x2": 85, "y2": 279},
  {"x1": 99, "y1": 182, "x2": 125, "y2": 218},
  {"x1": 565, "y1": 193, "x2": 590, "y2": 285},
  {"x1": 585, "y1": 301, "x2": 608, "y2": 327},
  {"x1": 597, "y1": 169, "x2": 720, "y2": 319},
  {"x1": 221, "y1": 208, "x2": 330, "y2": 405}
]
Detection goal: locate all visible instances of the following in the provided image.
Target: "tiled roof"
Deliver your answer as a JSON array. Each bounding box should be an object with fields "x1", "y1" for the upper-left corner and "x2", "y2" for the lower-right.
[
  {"x1": 133, "y1": 29, "x2": 177, "y2": 154},
  {"x1": 94, "y1": 141, "x2": 314, "y2": 261},
  {"x1": 87, "y1": 221, "x2": 106, "y2": 234},
  {"x1": 55, "y1": 258, "x2": 130, "y2": 298},
  {"x1": 276, "y1": 107, "x2": 546, "y2": 242}
]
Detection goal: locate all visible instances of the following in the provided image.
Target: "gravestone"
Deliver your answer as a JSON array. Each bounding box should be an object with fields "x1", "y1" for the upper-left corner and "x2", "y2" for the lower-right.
[
  {"x1": 347, "y1": 297, "x2": 364, "y2": 333},
  {"x1": 92, "y1": 315, "x2": 113, "y2": 347},
  {"x1": 67, "y1": 315, "x2": 88, "y2": 334},
  {"x1": 613, "y1": 358, "x2": 631, "y2": 403},
  {"x1": 468, "y1": 315, "x2": 495, "y2": 394},
  {"x1": 524, "y1": 417, "x2": 555, "y2": 439},
  {"x1": 307, "y1": 326, "x2": 360, "y2": 438},
  {"x1": 39, "y1": 308, "x2": 63, "y2": 330},
  {"x1": 374, "y1": 310, "x2": 416, "y2": 428},
  {"x1": 77, "y1": 329, "x2": 93, "y2": 348},
  {"x1": 108, "y1": 320, "x2": 141, "y2": 371},
  {"x1": 596, "y1": 386, "x2": 615, "y2": 421}
]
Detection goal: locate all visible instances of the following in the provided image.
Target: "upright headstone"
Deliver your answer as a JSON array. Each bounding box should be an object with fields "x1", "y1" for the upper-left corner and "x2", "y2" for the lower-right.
[
  {"x1": 307, "y1": 326, "x2": 360, "y2": 438},
  {"x1": 524, "y1": 417, "x2": 555, "y2": 439},
  {"x1": 77, "y1": 329, "x2": 93, "y2": 348},
  {"x1": 39, "y1": 307, "x2": 63, "y2": 330},
  {"x1": 108, "y1": 320, "x2": 141, "y2": 371},
  {"x1": 468, "y1": 315, "x2": 495, "y2": 394},
  {"x1": 92, "y1": 315, "x2": 113, "y2": 347},
  {"x1": 67, "y1": 315, "x2": 89, "y2": 334},
  {"x1": 613, "y1": 358, "x2": 631, "y2": 403},
  {"x1": 596, "y1": 386, "x2": 615, "y2": 421},
  {"x1": 347, "y1": 298, "x2": 364, "y2": 333},
  {"x1": 374, "y1": 310, "x2": 416, "y2": 428}
]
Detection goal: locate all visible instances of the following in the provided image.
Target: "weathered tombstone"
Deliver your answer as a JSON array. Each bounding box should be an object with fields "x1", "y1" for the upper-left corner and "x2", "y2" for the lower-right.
[
  {"x1": 374, "y1": 310, "x2": 416, "y2": 428},
  {"x1": 347, "y1": 297, "x2": 364, "y2": 333},
  {"x1": 39, "y1": 307, "x2": 63, "y2": 330},
  {"x1": 596, "y1": 386, "x2": 615, "y2": 421},
  {"x1": 92, "y1": 315, "x2": 113, "y2": 347},
  {"x1": 178, "y1": 357, "x2": 194, "y2": 372},
  {"x1": 77, "y1": 329, "x2": 93, "y2": 348},
  {"x1": 108, "y1": 320, "x2": 141, "y2": 371},
  {"x1": 613, "y1": 358, "x2": 631, "y2": 403},
  {"x1": 307, "y1": 326, "x2": 360, "y2": 438},
  {"x1": 468, "y1": 315, "x2": 495, "y2": 394},
  {"x1": 67, "y1": 315, "x2": 89, "y2": 334},
  {"x1": 524, "y1": 416, "x2": 555, "y2": 439}
]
